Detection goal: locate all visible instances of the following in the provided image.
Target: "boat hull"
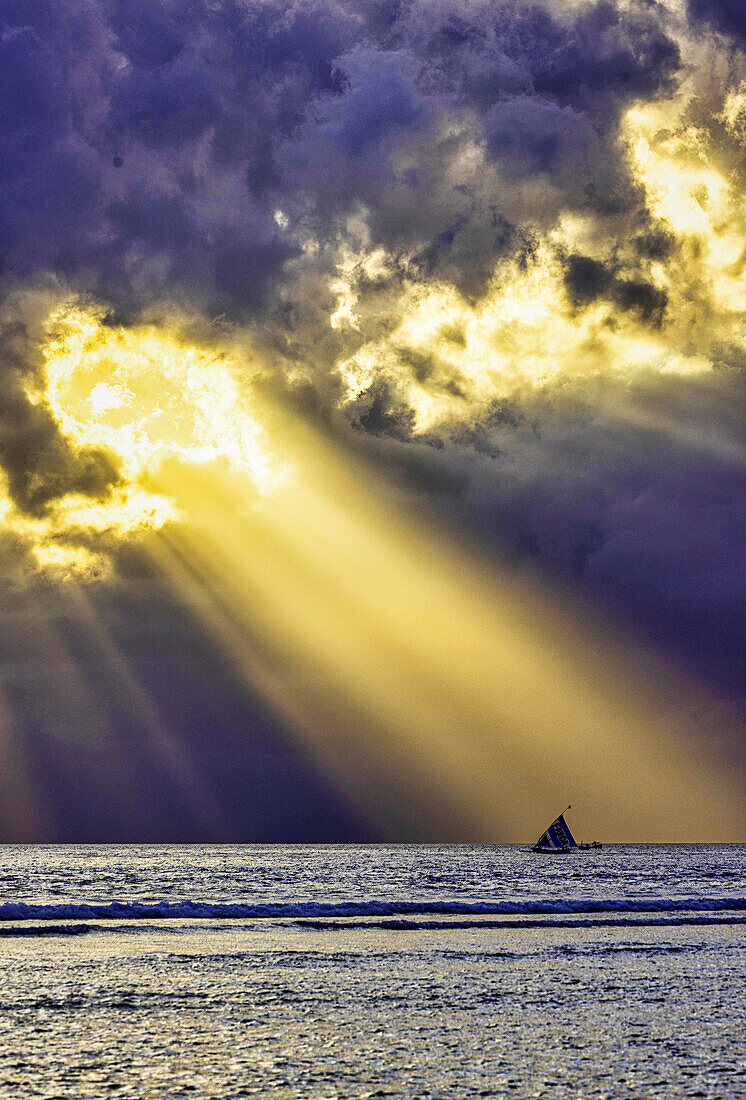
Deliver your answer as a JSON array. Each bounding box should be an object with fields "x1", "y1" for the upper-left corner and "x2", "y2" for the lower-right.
[
  {"x1": 530, "y1": 845, "x2": 575, "y2": 853},
  {"x1": 531, "y1": 842, "x2": 603, "y2": 853}
]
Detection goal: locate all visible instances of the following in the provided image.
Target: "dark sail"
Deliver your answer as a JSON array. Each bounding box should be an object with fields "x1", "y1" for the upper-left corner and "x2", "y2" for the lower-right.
[{"x1": 535, "y1": 812, "x2": 577, "y2": 850}]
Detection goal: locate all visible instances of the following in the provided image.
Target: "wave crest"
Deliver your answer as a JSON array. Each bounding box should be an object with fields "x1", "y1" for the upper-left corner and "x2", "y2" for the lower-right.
[{"x1": 1, "y1": 897, "x2": 745, "y2": 922}]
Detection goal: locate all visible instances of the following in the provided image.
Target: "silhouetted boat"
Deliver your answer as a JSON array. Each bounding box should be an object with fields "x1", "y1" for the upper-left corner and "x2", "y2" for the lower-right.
[{"x1": 531, "y1": 806, "x2": 603, "y2": 853}]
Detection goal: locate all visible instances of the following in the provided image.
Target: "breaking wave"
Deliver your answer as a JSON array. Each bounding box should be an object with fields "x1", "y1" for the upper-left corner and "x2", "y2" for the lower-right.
[
  {"x1": 294, "y1": 914, "x2": 746, "y2": 931},
  {"x1": 1, "y1": 897, "x2": 744, "y2": 922}
]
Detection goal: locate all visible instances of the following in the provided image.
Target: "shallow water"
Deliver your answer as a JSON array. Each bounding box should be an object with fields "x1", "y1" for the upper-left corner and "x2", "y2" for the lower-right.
[{"x1": 0, "y1": 845, "x2": 744, "y2": 1098}]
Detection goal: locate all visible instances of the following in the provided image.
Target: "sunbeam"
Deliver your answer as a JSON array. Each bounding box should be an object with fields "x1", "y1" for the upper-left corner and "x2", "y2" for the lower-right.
[
  {"x1": 146, "y1": 407, "x2": 745, "y2": 841},
  {"x1": 59, "y1": 582, "x2": 233, "y2": 838},
  {"x1": 16, "y1": 304, "x2": 742, "y2": 841}
]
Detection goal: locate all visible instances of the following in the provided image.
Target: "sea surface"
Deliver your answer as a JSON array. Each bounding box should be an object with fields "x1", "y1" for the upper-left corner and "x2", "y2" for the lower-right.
[{"x1": 0, "y1": 844, "x2": 744, "y2": 1098}]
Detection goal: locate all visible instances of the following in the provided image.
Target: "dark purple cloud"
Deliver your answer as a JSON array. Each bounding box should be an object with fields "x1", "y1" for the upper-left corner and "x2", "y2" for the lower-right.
[
  {"x1": 688, "y1": 0, "x2": 746, "y2": 47},
  {"x1": 0, "y1": 0, "x2": 683, "y2": 309},
  {"x1": 526, "y1": 0, "x2": 680, "y2": 108}
]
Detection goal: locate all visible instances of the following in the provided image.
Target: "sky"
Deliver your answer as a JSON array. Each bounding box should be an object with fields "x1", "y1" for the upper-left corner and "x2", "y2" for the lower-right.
[{"x1": 1, "y1": 0, "x2": 745, "y2": 842}]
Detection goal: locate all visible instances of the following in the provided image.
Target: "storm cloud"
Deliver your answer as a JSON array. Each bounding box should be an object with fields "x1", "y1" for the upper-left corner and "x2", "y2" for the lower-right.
[
  {"x1": 688, "y1": 0, "x2": 746, "y2": 47},
  {"x1": 0, "y1": 0, "x2": 685, "y2": 306}
]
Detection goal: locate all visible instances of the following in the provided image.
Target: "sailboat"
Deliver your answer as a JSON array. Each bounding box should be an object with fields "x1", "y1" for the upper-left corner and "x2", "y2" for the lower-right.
[{"x1": 531, "y1": 806, "x2": 603, "y2": 853}]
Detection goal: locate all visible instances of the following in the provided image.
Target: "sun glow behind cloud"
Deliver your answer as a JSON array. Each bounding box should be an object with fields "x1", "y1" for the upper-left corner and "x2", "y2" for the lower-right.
[
  {"x1": 624, "y1": 102, "x2": 746, "y2": 317},
  {"x1": 337, "y1": 242, "x2": 677, "y2": 434},
  {"x1": 0, "y1": 306, "x2": 287, "y2": 577},
  {"x1": 330, "y1": 85, "x2": 746, "y2": 436},
  {"x1": 42, "y1": 306, "x2": 283, "y2": 489}
]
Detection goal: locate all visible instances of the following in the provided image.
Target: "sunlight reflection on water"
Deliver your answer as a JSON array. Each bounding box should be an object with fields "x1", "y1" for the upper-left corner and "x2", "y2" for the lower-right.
[{"x1": 0, "y1": 845, "x2": 744, "y2": 1098}]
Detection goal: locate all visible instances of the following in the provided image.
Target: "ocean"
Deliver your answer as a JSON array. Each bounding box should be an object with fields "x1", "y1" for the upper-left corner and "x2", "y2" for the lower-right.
[{"x1": 0, "y1": 844, "x2": 744, "y2": 1098}]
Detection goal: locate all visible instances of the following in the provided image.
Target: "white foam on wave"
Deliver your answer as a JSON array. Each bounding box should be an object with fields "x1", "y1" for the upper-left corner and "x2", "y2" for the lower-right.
[{"x1": 1, "y1": 897, "x2": 745, "y2": 922}]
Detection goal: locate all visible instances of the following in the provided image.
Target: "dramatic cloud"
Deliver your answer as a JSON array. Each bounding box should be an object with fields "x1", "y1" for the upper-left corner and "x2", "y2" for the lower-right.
[
  {"x1": 688, "y1": 0, "x2": 746, "y2": 47},
  {"x1": 1, "y1": 0, "x2": 745, "y2": 837}
]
